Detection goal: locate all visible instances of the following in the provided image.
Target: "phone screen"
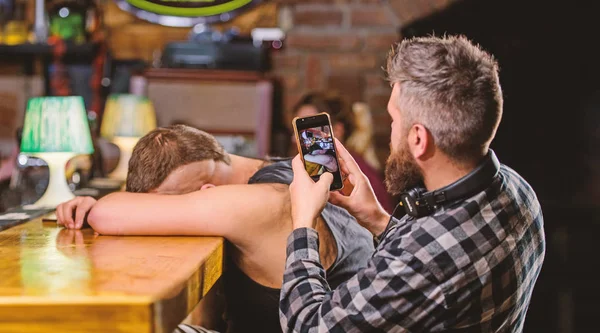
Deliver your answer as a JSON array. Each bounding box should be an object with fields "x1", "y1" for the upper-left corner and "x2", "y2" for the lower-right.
[{"x1": 294, "y1": 114, "x2": 343, "y2": 191}]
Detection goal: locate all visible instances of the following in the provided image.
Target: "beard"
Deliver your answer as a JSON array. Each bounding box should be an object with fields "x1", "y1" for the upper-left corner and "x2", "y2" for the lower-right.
[{"x1": 384, "y1": 141, "x2": 424, "y2": 195}]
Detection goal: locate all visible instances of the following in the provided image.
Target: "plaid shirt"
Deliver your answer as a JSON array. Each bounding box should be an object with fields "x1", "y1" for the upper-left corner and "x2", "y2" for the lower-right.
[{"x1": 280, "y1": 165, "x2": 545, "y2": 332}]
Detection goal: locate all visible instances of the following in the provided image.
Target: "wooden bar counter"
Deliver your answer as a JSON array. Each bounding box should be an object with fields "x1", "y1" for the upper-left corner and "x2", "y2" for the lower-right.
[{"x1": 0, "y1": 215, "x2": 224, "y2": 333}]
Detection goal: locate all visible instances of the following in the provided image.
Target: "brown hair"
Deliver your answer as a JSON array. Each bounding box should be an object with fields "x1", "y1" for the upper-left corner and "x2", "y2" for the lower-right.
[
  {"x1": 386, "y1": 34, "x2": 503, "y2": 163},
  {"x1": 291, "y1": 91, "x2": 356, "y2": 141},
  {"x1": 126, "y1": 124, "x2": 230, "y2": 193}
]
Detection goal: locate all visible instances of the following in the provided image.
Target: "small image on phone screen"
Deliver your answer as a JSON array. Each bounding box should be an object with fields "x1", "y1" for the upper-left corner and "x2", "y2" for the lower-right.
[
  {"x1": 299, "y1": 126, "x2": 338, "y2": 176},
  {"x1": 294, "y1": 114, "x2": 343, "y2": 191}
]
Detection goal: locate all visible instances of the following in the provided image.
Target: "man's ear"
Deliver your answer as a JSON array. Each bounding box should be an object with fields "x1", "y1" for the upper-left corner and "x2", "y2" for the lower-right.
[
  {"x1": 201, "y1": 184, "x2": 216, "y2": 190},
  {"x1": 408, "y1": 124, "x2": 430, "y2": 160}
]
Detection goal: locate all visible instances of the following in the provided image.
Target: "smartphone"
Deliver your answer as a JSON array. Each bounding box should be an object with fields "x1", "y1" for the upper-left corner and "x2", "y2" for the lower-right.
[{"x1": 292, "y1": 113, "x2": 344, "y2": 191}]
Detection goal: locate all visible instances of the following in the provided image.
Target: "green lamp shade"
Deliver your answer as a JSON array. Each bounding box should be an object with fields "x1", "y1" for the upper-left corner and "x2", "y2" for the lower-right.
[
  {"x1": 20, "y1": 96, "x2": 94, "y2": 154},
  {"x1": 100, "y1": 94, "x2": 157, "y2": 139}
]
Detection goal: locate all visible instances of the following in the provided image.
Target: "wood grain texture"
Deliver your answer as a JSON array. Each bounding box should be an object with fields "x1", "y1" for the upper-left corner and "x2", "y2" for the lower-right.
[{"x1": 0, "y1": 216, "x2": 224, "y2": 333}]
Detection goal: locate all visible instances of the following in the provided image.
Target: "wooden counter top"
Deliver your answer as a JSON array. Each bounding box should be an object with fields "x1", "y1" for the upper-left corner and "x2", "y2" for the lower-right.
[{"x1": 0, "y1": 215, "x2": 224, "y2": 333}]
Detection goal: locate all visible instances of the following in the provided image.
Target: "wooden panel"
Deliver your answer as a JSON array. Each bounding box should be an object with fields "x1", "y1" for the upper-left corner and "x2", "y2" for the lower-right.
[
  {"x1": 0, "y1": 304, "x2": 152, "y2": 333},
  {"x1": 0, "y1": 93, "x2": 17, "y2": 138},
  {"x1": 147, "y1": 80, "x2": 267, "y2": 131},
  {"x1": 145, "y1": 70, "x2": 273, "y2": 157},
  {"x1": 0, "y1": 217, "x2": 224, "y2": 332},
  {"x1": 145, "y1": 68, "x2": 267, "y2": 83},
  {"x1": 0, "y1": 76, "x2": 44, "y2": 138}
]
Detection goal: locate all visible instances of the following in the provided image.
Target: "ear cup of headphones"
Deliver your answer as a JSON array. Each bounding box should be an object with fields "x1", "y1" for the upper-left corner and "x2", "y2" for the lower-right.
[
  {"x1": 399, "y1": 187, "x2": 432, "y2": 218},
  {"x1": 395, "y1": 150, "x2": 500, "y2": 219}
]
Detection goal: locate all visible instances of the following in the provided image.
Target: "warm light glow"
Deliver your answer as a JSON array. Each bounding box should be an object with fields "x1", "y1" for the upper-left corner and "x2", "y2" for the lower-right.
[
  {"x1": 101, "y1": 94, "x2": 157, "y2": 181},
  {"x1": 100, "y1": 94, "x2": 157, "y2": 140},
  {"x1": 20, "y1": 228, "x2": 91, "y2": 295},
  {"x1": 107, "y1": 137, "x2": 140, "y2": 181}
]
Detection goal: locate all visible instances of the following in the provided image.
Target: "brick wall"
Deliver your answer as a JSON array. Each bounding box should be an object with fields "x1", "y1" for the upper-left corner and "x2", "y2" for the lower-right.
[
  {"x1": 271, "y1": 0, "x2": 458, "y2": 164},
  {"x1": 271, "y1": 1, "x2": 401, "y2": 164}
]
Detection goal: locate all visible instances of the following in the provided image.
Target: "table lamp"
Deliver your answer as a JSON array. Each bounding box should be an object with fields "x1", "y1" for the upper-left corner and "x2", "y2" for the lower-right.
[
  {"x1": 100, "y1": 94, "x2": 157, "y2": 181},
  {"x1": 20, "y1": 96, "x2": 94, "y2": 208}
]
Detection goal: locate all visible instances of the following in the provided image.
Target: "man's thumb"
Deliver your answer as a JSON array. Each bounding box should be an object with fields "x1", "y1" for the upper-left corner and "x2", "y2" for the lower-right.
[
  {"x1": 318, "y1": 172, "x2": 334, "y2": 189},
  {"x1": 329, "y1": 191, "x2": 350, "y2": 208}
]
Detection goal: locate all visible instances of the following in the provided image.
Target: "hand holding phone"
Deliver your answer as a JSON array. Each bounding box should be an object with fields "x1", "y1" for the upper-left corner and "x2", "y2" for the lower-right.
[
  {"x1": 289, "y1": 155, "x2": 334, "y2": 229},
  {"x1": 328, "y1": 138, "x2": 391, "y2": 235},
  {"x1": 292, "y1": 113, "x2": 344, "y2": 191}
]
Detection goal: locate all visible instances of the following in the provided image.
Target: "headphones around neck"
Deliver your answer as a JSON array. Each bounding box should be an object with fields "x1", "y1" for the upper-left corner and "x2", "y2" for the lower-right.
[{"x1": 398, "y1": 150, "x2": 500, "y2": 218}]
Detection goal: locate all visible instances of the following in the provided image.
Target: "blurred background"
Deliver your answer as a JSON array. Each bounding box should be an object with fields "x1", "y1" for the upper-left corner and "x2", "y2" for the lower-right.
[{"x1": 0, "y1": 0, "x2": 596, "y2": 331}]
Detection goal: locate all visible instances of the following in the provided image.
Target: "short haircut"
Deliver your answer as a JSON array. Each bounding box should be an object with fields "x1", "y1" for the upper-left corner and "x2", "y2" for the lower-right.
[
  {"x1": 386, "y1": 34, "x2": 503, "y2": 163},
  {"x1": 126, "y1": 124, "x2": 230, "y2": 193}
]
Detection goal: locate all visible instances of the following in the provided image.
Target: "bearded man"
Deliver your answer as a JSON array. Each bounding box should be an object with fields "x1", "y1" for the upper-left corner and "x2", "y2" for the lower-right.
[{"x1": 280, "y1": 35, "x2": 546, "y2": 333}]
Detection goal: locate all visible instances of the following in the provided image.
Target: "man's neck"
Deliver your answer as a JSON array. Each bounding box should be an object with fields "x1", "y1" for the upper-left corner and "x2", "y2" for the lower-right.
[
  {"x1": 212, "y1": 154, "x2": 266, "y2": 185},
  {"x1": 422, "y1": 155, "x2": 480, "y2": 192}
]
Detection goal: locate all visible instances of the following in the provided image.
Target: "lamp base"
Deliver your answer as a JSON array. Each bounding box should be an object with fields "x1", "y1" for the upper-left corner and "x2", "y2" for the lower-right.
[
  {"x1": 108, "y1": 137, "x2": 139, "y2": 181},
  {"x1": 30, "y1": 152, "x2": 76, "y2": 209}
]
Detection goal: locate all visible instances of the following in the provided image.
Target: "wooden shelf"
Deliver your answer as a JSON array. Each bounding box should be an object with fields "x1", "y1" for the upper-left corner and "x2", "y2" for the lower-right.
[
  {"x1": 0, "y1": 41, "x2": 100, "y2": 94},
  {"x1": 0, "y1": 42, "x2": 97, "y2": 57},
  {"x1": 144, "y1": 68, "x2": 268, "y2": 83}
]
